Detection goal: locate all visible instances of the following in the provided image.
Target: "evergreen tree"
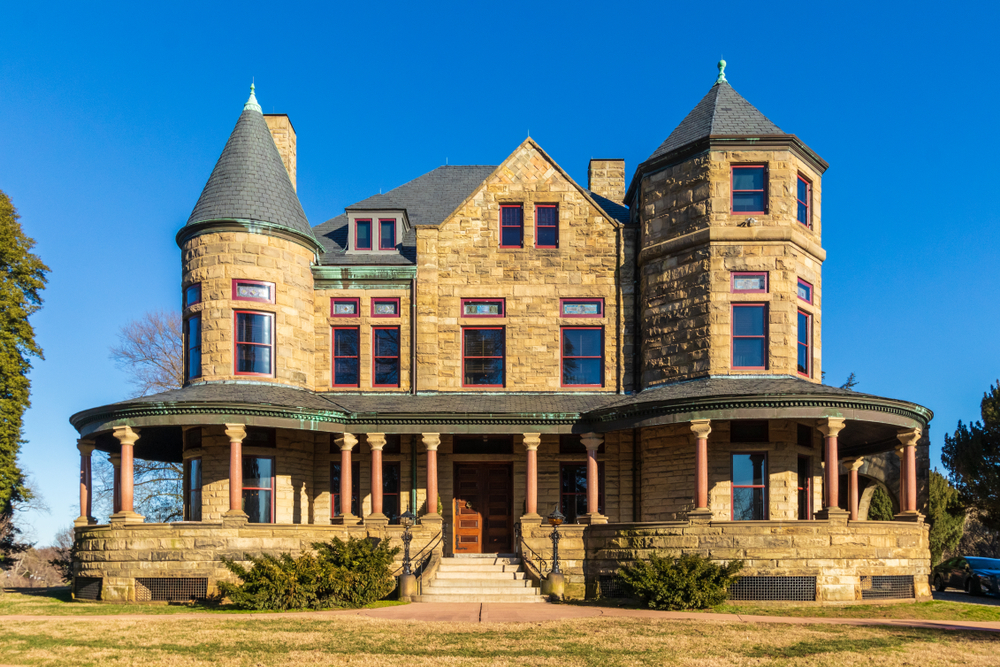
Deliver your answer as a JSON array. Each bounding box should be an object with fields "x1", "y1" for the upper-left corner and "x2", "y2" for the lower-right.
[
  {"x1": 0, "y1": 190, "x2": 49, "y2": 572},
  {"x1": 943, "y1": 382, "x2": 1000, "y2": 532},
  {"x1": 867, "y1": 485, "x2": 895, "y2": 521},
  {"x1": 927, "y1": 470, "x2": 965, "y2": 565}
]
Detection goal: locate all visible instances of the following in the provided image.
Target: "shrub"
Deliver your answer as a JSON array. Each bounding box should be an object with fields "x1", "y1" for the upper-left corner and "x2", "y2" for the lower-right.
[
  {"x1": 218, "y1": 536, "x2": 400, "y2": 611},
  {"x1": 617, "y1": 553, "x2": 742, "y2": 610}
]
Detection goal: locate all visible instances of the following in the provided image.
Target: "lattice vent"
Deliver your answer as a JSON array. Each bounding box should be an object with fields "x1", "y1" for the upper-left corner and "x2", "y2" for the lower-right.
[
  {"x1": 860, "y1": 575, "x2": 914, "y2": 600},
  {"x1": 597, "y1": 575, "x2": 629, "y2": 598},
  {"x1": 728, "y1": 576, "x2": 816, "y2": 601},
  {"x1": 134, "y1": 577, "x2": 208, "y2": 602},
  {"x1": 74, "y1": 577, "x2": 102, "y2": 601}
]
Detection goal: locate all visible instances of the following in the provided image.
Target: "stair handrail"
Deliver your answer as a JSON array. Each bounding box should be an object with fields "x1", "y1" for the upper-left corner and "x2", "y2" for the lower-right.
[{"x1": 515, "y1": 521, "x2": 549, "y2": 583}]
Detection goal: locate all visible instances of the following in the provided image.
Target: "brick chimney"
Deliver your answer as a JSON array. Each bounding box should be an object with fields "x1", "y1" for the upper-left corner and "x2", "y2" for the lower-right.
[
  {"x1": 588, "y1": 159, "x2": 625, "y2": 203},
  {"x1": 264, "y1": 114, "x2": 297, "y2": 191}
]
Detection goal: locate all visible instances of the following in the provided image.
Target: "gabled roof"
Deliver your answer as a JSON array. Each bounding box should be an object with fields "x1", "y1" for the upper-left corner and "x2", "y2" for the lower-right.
[
  {"x1": 646, "y1": 80, "x2": 783, "y2": 162},
  {"x1": 185, "y1": 95, "x2": 315, "y2": 241},
  {"x1": 347, "y1": 166, "x2": 497, "y2": 226}
]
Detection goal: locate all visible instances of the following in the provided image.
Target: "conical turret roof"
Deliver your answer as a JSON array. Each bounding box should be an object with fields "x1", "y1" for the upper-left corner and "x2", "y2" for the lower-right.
[
  {"x1": 185, "y1": 87, "x2": 314, "y2": 241},
  {"x1": 646, "y1": 80, "x2": 783, "y2": 163}
]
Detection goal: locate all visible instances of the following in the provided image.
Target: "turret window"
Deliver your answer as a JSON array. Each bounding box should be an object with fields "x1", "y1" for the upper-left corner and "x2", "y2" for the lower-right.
[
  {"x1": 234, "y1": 311, "x2": 274, "y2": 376},
  {"x1": 732, "y1": 272, "x2": 768, "y2": 293},
  {"x1": 732, "y1": 304, "x2": 767, "y2": 370},
  {"x1": 379, "y1": 219, "x2": 396, "y2": 250},
  {"x1": 797, "y1": 279, "x2": 812, "y2": 303},
  {"x1": 232, "y1": 280, "x2": 275, "y2": 304},
  {"x1": 796, "y1": 175, "x2": 811, "y2": 227},
  {"x1": 797, "y1": 310, "x2": 811, "y2": 377},
  {"x1": 500, "y1": 205, "x2": 523, "y2": 248},
  {"x1": 355, "y1": 219, "x2": 372, "y2": 250},
  {"x1": 731, "y1": 165, "x2": 767, "y2": 214},
  {"x1": 185, "y1": 316, "x2": 201, "y2": 381},
  {"x1": 184, "y1": 283, "x2": 201, "y2": 308}
]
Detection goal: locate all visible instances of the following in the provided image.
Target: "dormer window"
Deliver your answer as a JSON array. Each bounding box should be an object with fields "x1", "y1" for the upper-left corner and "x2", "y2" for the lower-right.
[
  {"x1": 355, "y1": 220, "x2": 372, "y2": 250},
  {"x1": 379, "y1": 219, "x2": 396, "y2": 250},
  {"x1": 732, "y1": 165, "x2": 767, "y2": 214}
]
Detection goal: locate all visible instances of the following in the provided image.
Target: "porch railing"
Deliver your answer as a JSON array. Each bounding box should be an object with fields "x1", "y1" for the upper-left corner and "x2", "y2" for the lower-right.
[{"x1": 514, "y1": 522, "x2": 549, "y2": 583}]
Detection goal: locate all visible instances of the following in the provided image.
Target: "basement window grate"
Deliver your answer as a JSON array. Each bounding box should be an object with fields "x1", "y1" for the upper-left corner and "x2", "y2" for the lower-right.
[
  {"x1": 135, "y1": 577, "x2": 208, "y2": 602},
  {"x1": 728, "y1": 576, "x2": 816, "y2": 601},
  {"x1": 598, "y1": 575, "x2": 629, "y2": 598},
  {"x1": 860, "y1": 575, "x2": 914, "y2": 600},
  {"x1": 74, "y1": 577, "x2": 102, "y2": 601}
]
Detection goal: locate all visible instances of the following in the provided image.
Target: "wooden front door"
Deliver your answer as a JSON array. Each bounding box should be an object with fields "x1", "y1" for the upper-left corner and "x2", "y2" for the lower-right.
[{"x1": 453, "y1": 463, "x2": 513, "y2": 553}]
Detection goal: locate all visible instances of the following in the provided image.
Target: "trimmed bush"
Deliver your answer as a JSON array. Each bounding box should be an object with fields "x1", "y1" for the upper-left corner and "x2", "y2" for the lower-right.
[
  {"x1": 618, "y1": 553, "x2": 742, "y2": 610},
  {"x1": 218, "y1": 536, "x2": 400, "y2": 610}
]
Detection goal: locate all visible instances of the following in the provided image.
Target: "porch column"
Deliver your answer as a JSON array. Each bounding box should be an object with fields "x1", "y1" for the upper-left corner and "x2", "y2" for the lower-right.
[
  {"x1": 845, "y1": 457, "x2": 864, "y2": 521},
  {"x1": 816, "y1": 418, "x2": 847, "y2": 520},
  {"x1": 579, "y1": 433, "x2": 607, "y2": 525},
  {"x1": 688, "y1": 420, "x2": 713, "y2": 521},
  {"x1": 109, "y1": 453, "x2": 121, "y2": 514},
  {"x1": 367, "y1": 433, "x2": 387, "y2": 522},
  {"x1": 522, "y1": 433, "x2": 541, "y2": 521},
  {"x1": 224, "y1": 424, "x2": 247, "y2": 520},
  {"x1": 895, "y1": 428, "x2": 922, "y2": 520},
  {"x1": 336, "y1": 433, "x2": 358, "y2": 523},
  {"x1": 74, "y1": 440, "x2": 96, "y2": 527},
  {"x1": 110, "y1": 426, "x2": 142, "y2": 523},
  {"x1": 422, "y1": 433, "x2": 441, "y2": 518}
]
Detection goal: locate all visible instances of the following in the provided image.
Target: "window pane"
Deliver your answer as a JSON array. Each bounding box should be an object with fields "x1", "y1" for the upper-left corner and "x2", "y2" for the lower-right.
[
  {"x1": 357, "y1": 222, "x2": 371, "y2": 248},
  {"x1": 464, "y1": 358, "x2": 504, "y2": 385},
  {"x1": 184, "y1": 284, "x2": 200, "y2": 307},
  {"x1": 733, "y1": 487, "x2": 765, "y2": 521},
  {"x1": 733, "y1": 338, "x2": 764, "y2": 368},
  {"x1": 537, "y1": 207, "x2": 556, "y2": 225},
  {"x1": 373, "y1": 329, "x2": 400, "y2": 356},
  {"x1": 243, "y1": 457, "x2": 273, "y2": 487},
  {"x1": 798, "y1": 312, "x2": 809, "y2": 345},
  {"x1": 537, "y1": 227, "x2": 557, "y2": 247},
  {"x1": 465, "y1": 329, "x2": 504, "y2": 357},
  {"x1": 243, "y1": 489, "x2": 272, "y2": 523},
  {"x1": 380, "y1": 220, "x2": 395, "y2": 249},
  {"x1": 501, "y1": 226, "x2": 521, "y2": 247},
  {"x1": 733, "y1": 306, "x2": 764, "y2": 336},
  {"x1": 562, "y1": 301, "x2": 601, "y2": 316},
  {"x1": 237, "y1": 313, "x2": 271, "y2": 343},
  {"x1": 190, "y1": 459, "x2": 202, "y2": 488},
  {"x1": 333, "y1": 301, "x2": 357, "y2": 315},
  {"x1": 187, "y1": 317, "x2": 201, "y2": 379},
  {"x1": 501, "y1": 207, "x2": 522, "y2": 226},
  {"x1": 373, "y1": 301, "x2": 398, "y2": 316},
  {"x1": 733, "y1": 192, "x2": 764, "y2": 212},
  {"x1": 798, "y1": 282, "x2": 811, "y2": 302},
  {"x1": 733, "y1": 275, "x2": 766, "y2": 291},
  {"x1": 237, "y1": 344, "x2": 271, "y2": 374},
  {"x1": 733, "y1": 454, "x2": 766, "y2": 486},
  {"x1": 463, "y1": 301, "x2": 501, "y2": 316},
  {"x1": 563, "y1": 329, "x2": 601, "y2": 357},
  {"x1": 334, "y1": 329, "x2": 359, "y2": 357},
  {"x1": 383, "y1": 495, "x2": 400, "y2": 524},
  {"x1": 374, "y1": 358, "x2": 400, "y2": 386},
  {"x1": 797, "y1": 178, "x2": 808, "y2": 202},
  {"x1": 797, "y1": 202, "x2": 808, "y2": 224},
  {"x1": 563, "y1": 357, "x2": 602, "y2": 385},
  {"x1": 733, "y1": 167, "x2": 764, "y2": 190},
  {"x1": 236, "y1": 283, "x2": 270, "y2": 300},
  {"x1": 383, "y1": 464, "x2": 400, "y2": 493},
  {"x1": 334, "y1": 358, "x2": 359, "y2": 385}
]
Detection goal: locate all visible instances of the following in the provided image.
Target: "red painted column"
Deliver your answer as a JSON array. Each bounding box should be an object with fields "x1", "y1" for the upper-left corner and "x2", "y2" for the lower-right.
[
  {"x1": 112, "y1": 426, "x2": 140, "y2": 518},
  {"x1": 336, "y1": 434, "x2": 358, "y2": 519},
  {"x1": 224, "y1": 424, "x2": 247, "y2": 516},
  {"x1": 422, "y1": 433, "x2": 440, "y2": 517},
  {"x1": 817, "y1": 418, "x2": 846, "y2": 513},
  {"x1": 368, "y1": 433, "x2": 386, "y2": 517},
  {"x1": 580, "y1": 433, "x2": 605, "y2": 521},
  {"x1": 75, "y1": 441, "x2": 96, "y2": 526},
  {"x1": 690, "y1": 420, "x2": 712, "y2": 510},
  {"x1": 896, "y1": 428, "x2": 922, "y2": 515},
  {"x1": 110, "y1": 454, "x2": 121, "y2": 514},
  {"x1": 522, "y1": 433, "x2": 541, "y2": 517},
  {"x1": 847, "y1": 458, "x2": 864, "y2": 521}
]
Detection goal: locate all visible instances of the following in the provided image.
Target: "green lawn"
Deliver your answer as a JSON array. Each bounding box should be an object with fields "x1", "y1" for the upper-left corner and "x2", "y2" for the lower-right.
[{"x1": 713, "y1": 600, "x2": 1000, "y2": 623}]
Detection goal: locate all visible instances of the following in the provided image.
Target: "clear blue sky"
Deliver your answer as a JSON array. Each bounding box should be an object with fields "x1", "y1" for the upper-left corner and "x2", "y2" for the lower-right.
[{"x1": 2, "y1": 2, "x2": 997, "y2": 545}]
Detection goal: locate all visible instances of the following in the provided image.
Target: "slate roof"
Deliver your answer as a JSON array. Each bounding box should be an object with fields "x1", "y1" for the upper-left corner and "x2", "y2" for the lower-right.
[
  {"x1": 647, "y1": 81, "x2": 783, "y2": 163},
  {"x1": 186, "y1": 108, "x2": 316, "y2": 241}
]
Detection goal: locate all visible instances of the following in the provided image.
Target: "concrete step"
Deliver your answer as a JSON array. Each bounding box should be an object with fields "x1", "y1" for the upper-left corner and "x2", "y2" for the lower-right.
[
  {"x1": 451, "y1": 553, "x2": 517, "y2": 560},
  {"x1": 430, "y1": 578, "x2": 533, "y2": 588},
  {"x1": 414, "y1": 593, "x2": 547, "y2": 604},
  {"x1": 437, "y1": 563, "x2": 523, "y2": 573},
  {"x1": 435, "y1": 570, "x2": 528, "y2": 580},
  {"x1": 423, "y1": 585, "x2": 540, "y2": 596}
]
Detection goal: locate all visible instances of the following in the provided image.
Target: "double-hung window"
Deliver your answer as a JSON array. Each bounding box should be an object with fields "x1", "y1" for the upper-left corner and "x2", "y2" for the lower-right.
[
  {"x1": 372, "y1": 327, "x2": 401, "y2": 387},
  {"x1": 732, "y1": 304, "x2": 767, "y2": 370},
  {"x1": 796, "y1": 175, "x2": 811, "y2": 227},
  {"x1": 797, "y1": 279, "x2": 812, "y2": 304},
  {"x1": 243, "y1": 456, "x2": 275, "y2": 523},
  {"x1": 463, "y1": 327, "x2": 505, "y2": 387},
  {"x1": 561, "y1": 327, "x2": 603, "y2": 386},
  {"x1": 797, "y1": 310, "x2": 811, "y2": 377},
  {"x1": 383, "y1": 462, "x2": 401, "y2": 524},
  {"x1": 332, "y1": 327, "x2": 360, "y2": 387},
  {"x1": 731, "y1": 165, "x2": 767, "y2": 214},
  {"x1": 183, "y1": 458, "x2": 202, "y2": 521},
  {"x1": 732, "y1": 453, "x2": 767, "y2": 520},
  {"x1": 235, "y1": 311, "x2": 274, "y2": 376},
  {"x1": 185, "y1": 315, "x2": 201, "y2": 381},
  {"x1": 500, "y1": 205, "x2": 523, "y2": 248},
  {"x1": 535, "y1": 204, "x2": 558, "y2": 248},
  {"x1": 379, "y1": 219, "x2": 396, "y2": 250},
  {"x1": 355, "y1": 219, "x2": 372, "y2": 250}
]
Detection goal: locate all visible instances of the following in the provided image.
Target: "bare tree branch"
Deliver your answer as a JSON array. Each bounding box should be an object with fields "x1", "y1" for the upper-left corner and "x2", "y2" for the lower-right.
[{"x1": 108, "y1": 309, "x2": 183, "y2": 398}]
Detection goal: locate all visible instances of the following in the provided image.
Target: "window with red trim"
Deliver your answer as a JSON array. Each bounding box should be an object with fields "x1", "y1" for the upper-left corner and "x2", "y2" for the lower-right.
[
  {"x1": 732, "y1": 304, "x2": 767, "y2": 370},
  {"x1": 243, "y1": 456, "x2": 274, "y2": 523},
  {"x1": 560, "y1": 299, "x2": 603, "y2": 317},
  {"x1": 732, "y1": 453, "x2": 767, "y2": 520},
  {"x1": 797, "y1": 279, "x2": 812, "y2": 304},
  {"x1": 797, "y1": 309, "x2": 811, "y2": 377},
  {"x1": 797, "y1": 456, "x2": 812, "y2": 520},
  {"x1": 373, "y1": 327, "x2": 401, "y2": 387},
  {"x1": 560, "y1": 462, "x2": 604, "y2": 523},
  {"x1": 232, "y1": 280, "x2": 275, "y2": 303},
  {"x1": 731, "y1": 165, "x2": 767, "y2": 214},
  {"x1": 184, "y1": 283, "x2": 201, "y2": 308},
  {"x1": 331, "y1": 298, "x2": 360, "y2": 317},
  {"x1": 379, "y1": 219, "x2": 396, "y2": 250},
  {"x1": 461, "y1": 299, "x2": 504, "y2": 317},
  {"x1": 355, "y1": 219, "x2": 372, "y2": 250},
  {"x1": 371, "y1": 298, "x2": 400, "y2": 317},
  {"x1": 500, "y1": 205, "x2": 523, "y2": 248},
  {"x1": 332, "y1": 327, "x2": 360, "y2": 387},
  {"x1": 185, "y1": 316, "x2": 201, "y2": 381},
  {"x1": 561, "y1": 327, "x2": 603, "y2": 387},
  {"x1": 330, "y1": 461, "x2": 360, "y2": 517},
  {"x1": 383, "y1": 462, "x2": 401, "y2": 524},
  {"x1": 796, "y1": 175, "x2": 811, "y2": 227},
  {"x1": 463, "y1": 327, "x2": 504, "y2": 387},
  {"x1": 731, "y1": 272, "x2": 768, "y2": 293},
  {"x1": 235, "y1": 311, "x2": 273, "y2": 376},
  {"x1": 535, "y1": 204, "x2": 558, "y2": 248},
  {"x1": 184, "y1": 457, "x2": 202, "y2": 521}
]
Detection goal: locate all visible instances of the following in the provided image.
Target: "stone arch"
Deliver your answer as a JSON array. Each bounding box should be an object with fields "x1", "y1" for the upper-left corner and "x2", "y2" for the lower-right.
[{"x1": 858, "y1": 475, "x2": 898, "y2": 520}]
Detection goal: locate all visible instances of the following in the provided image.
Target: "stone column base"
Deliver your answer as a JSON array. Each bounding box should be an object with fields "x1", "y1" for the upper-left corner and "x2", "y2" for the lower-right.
[
  {"x1": 576, "y1": 512, "x2": 608, "y2": 525},
  {"x1": 109, "y1": 511, "x2": 144, "y2": 525},
  {"x1": 686, "y1": 508, "x2": 713, "y2": 523},
  {"x1": 519, "y1": 513, "x2": 543, "y2": 525},
  {"x1": 365, "y1": 515, "x2": 389, "y2": 536},
  {"x1": 73, "y1": 516, "x2": 97, "y2": 527},
  {"x1": 222, "y1": 510, "x2": 248, "y2": 527},
  {"x1": 893, "y1": 511, "x2": 925, "y2": 523},
  {"x1": 333, "y1": 513, "x2": 361, "y2": 526},
  {"x1": 814, "y1": 507, "x2": 849, "y2": 522}
]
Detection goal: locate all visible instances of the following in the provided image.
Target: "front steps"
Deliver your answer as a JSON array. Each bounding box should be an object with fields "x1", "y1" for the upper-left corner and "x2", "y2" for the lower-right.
[{"x1": 415, "y1": 554, "x2": 546, "y2": 603}]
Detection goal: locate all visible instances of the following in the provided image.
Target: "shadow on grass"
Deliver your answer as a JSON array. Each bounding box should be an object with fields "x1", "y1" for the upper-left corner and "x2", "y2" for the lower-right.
[{"x1": 744, "y1": 635, "x2": 910, "y2": 658}]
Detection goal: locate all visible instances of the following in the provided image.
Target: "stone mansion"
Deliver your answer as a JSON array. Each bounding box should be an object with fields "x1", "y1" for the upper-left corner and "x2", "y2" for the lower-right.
[{"x1": 70, "y1": 63, "x2": 933, "y2": 604}]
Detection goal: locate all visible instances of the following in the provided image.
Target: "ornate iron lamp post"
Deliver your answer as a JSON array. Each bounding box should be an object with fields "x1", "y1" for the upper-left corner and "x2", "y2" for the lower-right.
[
  {"x1": 400, "y1": 510, "x2": 415, "y2": 576},
  {"x1": 548, "y1": 506, "x2": 564, "y2": 575}
]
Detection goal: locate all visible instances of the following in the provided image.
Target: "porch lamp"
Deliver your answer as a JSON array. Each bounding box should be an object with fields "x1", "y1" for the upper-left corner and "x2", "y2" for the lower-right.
[
  {"x1": 547, "y1": 506, "x2": 564, "y2": 575},
  {"x1": 400, "y1": 510, "x2": 416, "y2": 576}
]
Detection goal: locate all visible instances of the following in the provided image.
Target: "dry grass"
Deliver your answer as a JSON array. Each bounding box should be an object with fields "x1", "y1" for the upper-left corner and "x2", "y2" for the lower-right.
[{"x1": 0, "y1": 616, "x2": 997, "y2": 666}]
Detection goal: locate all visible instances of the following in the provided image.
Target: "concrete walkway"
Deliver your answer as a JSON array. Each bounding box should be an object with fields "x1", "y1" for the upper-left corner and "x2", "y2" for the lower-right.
[{"x1": 1, "y1": 603, "x2": 999, "y2": 633}]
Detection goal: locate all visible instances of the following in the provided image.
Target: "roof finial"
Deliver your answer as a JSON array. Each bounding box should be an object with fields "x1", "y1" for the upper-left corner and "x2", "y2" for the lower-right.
[
  {"x1": 716, "y1": 59, "x2": 727, "y2": 84},
  {"x1": 244, "y1": 82, "x2": 262, "y2": 113}
]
